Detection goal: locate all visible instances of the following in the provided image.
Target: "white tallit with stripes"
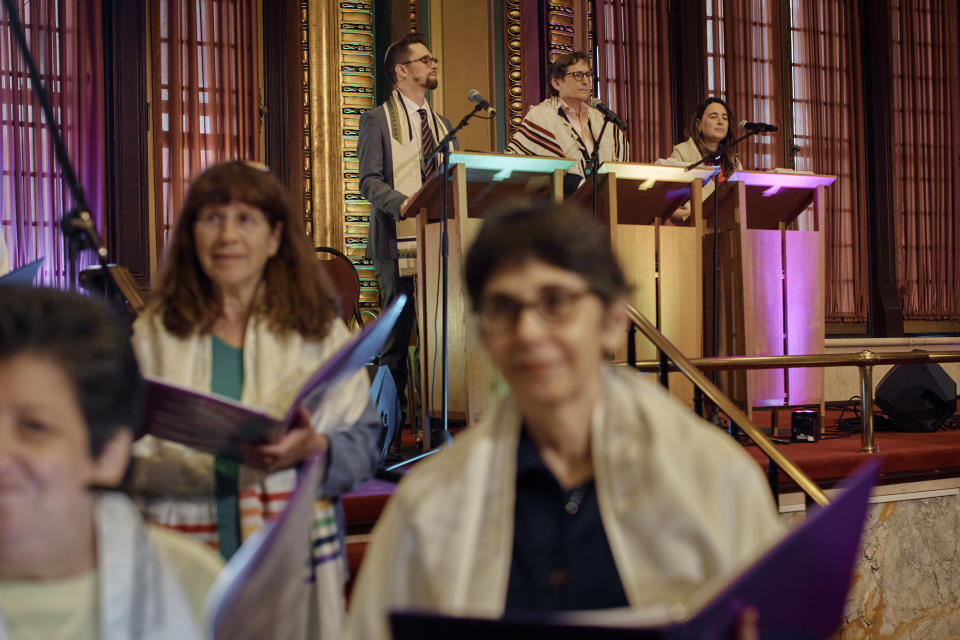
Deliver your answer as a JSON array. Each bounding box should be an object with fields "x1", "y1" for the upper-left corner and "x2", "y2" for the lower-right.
[
  {"x1": 384, "y1": 90, "x2": 450, "y2": 273},
  {"x1": 506, "y1": 96, "x2": 629, "y2": 180}
]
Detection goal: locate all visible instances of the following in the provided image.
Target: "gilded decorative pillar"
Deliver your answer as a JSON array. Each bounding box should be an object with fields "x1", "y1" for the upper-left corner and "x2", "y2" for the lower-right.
[
  {"x1": 546, "y1": 0, "x2": 592, "y2": 62},
  {"x1": 503, "y1": 0, "x2": 525, "y2": 137},
  {"x1": 303, "y1": 0, "x2": 379, "y2": 310},
  {"x1": 409, "y1": 0, "x2": 419, "y2": 30}
]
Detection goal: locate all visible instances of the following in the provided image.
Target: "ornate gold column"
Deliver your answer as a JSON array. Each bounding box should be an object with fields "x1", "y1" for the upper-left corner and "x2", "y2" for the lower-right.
[
  {"x1": 504, "y1": 0, "x2": 525, "y2": 137},
  {"x1": 546, "y1": 0, "x2": 592, "y2": 62},
  {"x1": 303, "y1": 0, "x2": 378, "y2": 309}
]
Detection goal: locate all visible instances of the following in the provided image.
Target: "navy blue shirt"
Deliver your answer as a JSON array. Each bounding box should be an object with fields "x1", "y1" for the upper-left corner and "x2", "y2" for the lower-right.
[{"x1": 504, "y1": 428, "x2": 629, "y2": 611}]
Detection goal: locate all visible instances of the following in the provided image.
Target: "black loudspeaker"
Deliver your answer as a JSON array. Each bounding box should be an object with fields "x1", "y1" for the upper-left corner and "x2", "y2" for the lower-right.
[{"x1": 875, "y1": 362, "x2": 957, "y2": 432}]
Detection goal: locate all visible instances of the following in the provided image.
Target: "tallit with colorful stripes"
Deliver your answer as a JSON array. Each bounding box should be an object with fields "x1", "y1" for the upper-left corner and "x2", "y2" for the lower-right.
[
  {"x1": 506, "y1": 96, "x2": 629, "y2": 179},
  {"x1": 130, "y1": 313, "x2": 371, "y2": 640}
]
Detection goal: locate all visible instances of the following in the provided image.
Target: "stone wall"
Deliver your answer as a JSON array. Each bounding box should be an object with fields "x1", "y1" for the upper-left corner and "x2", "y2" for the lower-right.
[{"x1": 838, "y1": 492, "x2": 960, "y2": 639}]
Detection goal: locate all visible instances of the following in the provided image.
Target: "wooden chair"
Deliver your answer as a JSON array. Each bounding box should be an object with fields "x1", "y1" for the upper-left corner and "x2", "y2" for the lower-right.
[{"x1": 315, "y1": 247, "x2": 364, "y2": 329}]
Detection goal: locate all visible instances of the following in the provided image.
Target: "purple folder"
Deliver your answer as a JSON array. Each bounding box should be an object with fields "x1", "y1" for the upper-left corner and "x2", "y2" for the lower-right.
[
  {"x1": 143, "y1": 294, "x2": 406, "y2": 461},
  {"x1": 0, "y1": 257, "x2": 43, "y2": 286},
  {"x1": 390, "y1": 459, "x2": 881, "y2": 640},
  {"x1": 204, "y1": 454, "x2": 323, "y2": 639}
]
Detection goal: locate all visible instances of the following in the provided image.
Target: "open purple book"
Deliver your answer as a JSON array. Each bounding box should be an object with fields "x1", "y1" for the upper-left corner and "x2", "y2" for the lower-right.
[
  {"x1": 390, "y1": 459, "x2": 881, "y2": 640},
  {"x1": 204, "y1": 454, "x2": 323, "y2": 639},
  {"x1": 143, "y1": 295, "x2": 406, "y2": 461}
]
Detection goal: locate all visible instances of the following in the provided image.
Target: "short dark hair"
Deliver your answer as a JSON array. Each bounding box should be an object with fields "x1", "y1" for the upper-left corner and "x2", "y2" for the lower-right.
[
  {"x1": 0, "y1": 287, "x2": 145, "y2": 457},
  {"x1": 384, "y1": 32, "x2": 428, "y2": 84},
  {"x1": 464, "y1": 200, "x2": 630, "y2": 309},
  {"x1": 548, "y1": 50, "x2": 591, "y2": 96}
]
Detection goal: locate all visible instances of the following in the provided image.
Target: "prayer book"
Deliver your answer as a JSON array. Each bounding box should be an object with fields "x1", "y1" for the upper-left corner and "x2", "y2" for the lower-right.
[
  {"x1": 205, "y1": 454, "x2": 324, "y2": 639},
  {"x1": 143, "y1": 295, "x2": 406, "y2": 461},
  {"x1": 0, "y1": 257, "x2": 43, "y2": 286},
  {"x1": 390, "y1": 458, "x2": 880, "y2": 640}
]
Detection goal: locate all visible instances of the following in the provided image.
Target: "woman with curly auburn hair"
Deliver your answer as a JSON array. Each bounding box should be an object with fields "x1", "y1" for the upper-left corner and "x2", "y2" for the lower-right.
[{"x1": 131, "y1": 160, "x2": 380, "y2": 639}]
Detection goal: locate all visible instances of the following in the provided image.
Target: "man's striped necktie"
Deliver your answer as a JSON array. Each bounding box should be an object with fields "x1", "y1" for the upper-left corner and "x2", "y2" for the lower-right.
[{"x1": 418, "y1": 108, "x2": 438, "y2": 179}]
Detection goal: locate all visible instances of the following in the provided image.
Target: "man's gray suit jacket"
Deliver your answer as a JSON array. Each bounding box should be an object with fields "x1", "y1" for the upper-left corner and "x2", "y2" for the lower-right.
[{"x1": 358, "y1": 102, "x2": 454, "y2": 261}]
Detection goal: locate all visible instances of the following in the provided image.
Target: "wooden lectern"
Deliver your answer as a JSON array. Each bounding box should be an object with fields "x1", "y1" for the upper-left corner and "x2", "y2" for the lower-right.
[
  {"x1": 573, "y1": 163, "x2": 717, "y2": 404},
  {"x1": 402, "y1": 152, "x2": 576, "y2": 448},
  {"x1": 701, "y1": 171, "x2": 836, "y2": 414}
]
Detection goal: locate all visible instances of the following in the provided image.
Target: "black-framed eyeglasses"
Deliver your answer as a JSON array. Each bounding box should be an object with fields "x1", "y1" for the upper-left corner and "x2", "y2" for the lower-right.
[
  {"x1": 477, "y1": 286, "x2": 594, "y2": 334},
  {"x1": 401, "y1": 55, "x2": 439, "y2": 66},
  {"x1": 563, "y1": 70, "x2": 593, "y2": 82}
]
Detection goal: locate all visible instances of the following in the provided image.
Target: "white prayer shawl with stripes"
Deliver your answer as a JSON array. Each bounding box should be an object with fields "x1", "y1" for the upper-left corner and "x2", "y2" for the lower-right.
[
  {"x1": 506, "y1": 96, "x2": 629, "y2": 179},
  {"x1": 385, "y1": 90, "x2": 450, "y2": 255},
  {"x1": 130, "y1": 313, "x2": 371, "y2": 640}
]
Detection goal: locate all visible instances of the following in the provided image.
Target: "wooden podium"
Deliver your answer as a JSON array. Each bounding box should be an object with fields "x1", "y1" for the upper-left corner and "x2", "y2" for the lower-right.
[
  {"x1": 402, "y1": 152, "x2": 576, "y2": 447},
  {"x1": 572, "y1": 162, "x2": 717, "y2": 403},
  {"x1": 701, "y1": 170, "x2": 836, "y2": 413}
]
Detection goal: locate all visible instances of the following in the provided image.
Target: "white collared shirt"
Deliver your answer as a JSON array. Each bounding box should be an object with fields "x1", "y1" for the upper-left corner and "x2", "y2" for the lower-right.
[
  {"x1": 395, "y1": 90, "x2": 439, "y2": 149},
  {"x1": 558, "y1": 97, "x2": 594, "y2": 156}
]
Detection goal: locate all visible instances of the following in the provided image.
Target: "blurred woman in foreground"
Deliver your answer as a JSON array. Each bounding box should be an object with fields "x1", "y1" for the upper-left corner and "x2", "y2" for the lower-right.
[
  {"x1": 346, "y1": 201, "x2": 782, "y2": 639},
  {"x1": 131, "y1": 161, "x2": 380, "y2": 639}
]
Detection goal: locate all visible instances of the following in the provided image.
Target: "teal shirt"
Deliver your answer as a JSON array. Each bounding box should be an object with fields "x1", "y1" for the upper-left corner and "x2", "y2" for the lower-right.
[{"x1": 211, "y1": 335, "x2": 244, "y2": 560}]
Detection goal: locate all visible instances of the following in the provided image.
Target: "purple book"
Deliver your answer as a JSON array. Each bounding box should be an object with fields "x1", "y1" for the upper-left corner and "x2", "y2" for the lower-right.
[
  {"x1": 390, "y1": 459, "x2": 880, "y2": 640},
  {"x1": 204, "y1": 454, "x2": 323, "y2": 639},
  {"x1": 0, "y1": 257, "x2": 43, "y2": 286},
  {"x1": 143, "y1": 294, "x2": 406, "y2": 461}
]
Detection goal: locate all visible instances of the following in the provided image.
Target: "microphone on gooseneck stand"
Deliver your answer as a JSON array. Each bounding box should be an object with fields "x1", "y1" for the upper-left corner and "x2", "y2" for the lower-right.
[
  {"x1": 467, "y1": 89, "x2": 495, "y2": 116},
  {"x1": 739, "y1": 120, "x2": 779, "y2": 133},
  {"x1": 589, "y1": 97, "x2": 628, "y2": 132}
]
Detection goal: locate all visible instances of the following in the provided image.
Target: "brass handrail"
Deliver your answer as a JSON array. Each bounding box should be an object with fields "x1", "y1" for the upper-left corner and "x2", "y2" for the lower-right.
[
  {"x1": 631, "y1": 349, "x2": 960, "y2": 454},
  {"x1": 630, "y1": 351, "x2": 960, "y2": 372},
  {"x1": 625, "y1": 305, "x2": 830, "y2": 506}
]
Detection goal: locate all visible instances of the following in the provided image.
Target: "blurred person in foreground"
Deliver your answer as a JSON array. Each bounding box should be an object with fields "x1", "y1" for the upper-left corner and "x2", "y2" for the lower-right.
[
  {"x1": 130, "y1": 160, "x2": 380, "y2": 639},
  {"x1": 346, "y1": 201, "x2": 782, "y2": 640},
  {"x1": 0, "y1": 287, "x2": 223, "y2": 639}
]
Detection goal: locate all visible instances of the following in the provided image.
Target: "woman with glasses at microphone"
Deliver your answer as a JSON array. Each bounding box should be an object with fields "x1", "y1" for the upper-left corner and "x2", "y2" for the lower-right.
[{"x1": 505, "y1": 51, "x2": 628, "y2": 190}]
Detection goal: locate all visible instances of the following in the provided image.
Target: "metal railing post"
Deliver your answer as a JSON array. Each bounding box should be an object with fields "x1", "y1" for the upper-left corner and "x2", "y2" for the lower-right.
[
  {"x1": 657, "y1": 348, "x2": 669, "y2": 389},
  {"x1": 859, "y1": 350, "x2": 877, "y2": 454}
]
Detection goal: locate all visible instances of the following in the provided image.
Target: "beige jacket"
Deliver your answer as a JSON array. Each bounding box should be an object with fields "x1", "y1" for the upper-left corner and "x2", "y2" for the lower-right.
[
  {"x1": 346, "y1": 367, "x2": 784, "y2": 640},
  {"x1": 667, "y1": 138, "x2": 744, "y2": 206}
]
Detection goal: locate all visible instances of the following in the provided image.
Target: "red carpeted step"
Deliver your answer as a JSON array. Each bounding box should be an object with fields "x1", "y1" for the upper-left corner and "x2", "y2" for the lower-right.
[{"x1": 343, "y1": 478, "x2": 398, "y2": 535}]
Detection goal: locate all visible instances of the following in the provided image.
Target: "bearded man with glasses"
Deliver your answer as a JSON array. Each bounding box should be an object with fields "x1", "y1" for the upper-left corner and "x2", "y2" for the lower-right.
[
  {"x1": 358, "y1": 32, "x2": 455, "y2": 425},
  {"x1": 506, "y1": 51, "x2": 629, "y2": 190}
]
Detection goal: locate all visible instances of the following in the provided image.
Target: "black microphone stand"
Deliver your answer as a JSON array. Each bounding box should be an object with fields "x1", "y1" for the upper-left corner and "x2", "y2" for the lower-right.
[
  {"x1": 588, "y1": 117, "x2": 612, "y2": 224},
  {"x1": 684, "y1": 129, "x2": 753, "y2": 430},
  {"x1": 2, "y1": 0, "x2": 110, "y2": 289},
  {"x1": 386, "y1": 102, "x2": 485, "y2": 470}
]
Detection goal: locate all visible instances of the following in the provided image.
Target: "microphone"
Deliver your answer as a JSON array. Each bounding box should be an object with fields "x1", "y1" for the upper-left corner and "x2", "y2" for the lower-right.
[
  {"x1": 589, "y1": 97, "x2": 628, "y2": 131},
  {"x1": 739, "y1": 120, "x2": 778, "y2": 133},
  {"x1": 467, "y1": 89, "x2": 495, "y2": 116}
]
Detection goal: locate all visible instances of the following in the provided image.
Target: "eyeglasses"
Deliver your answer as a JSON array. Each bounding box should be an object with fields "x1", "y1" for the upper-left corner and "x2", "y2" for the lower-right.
[
  {"x1": 477, "y1": 286, "x2": 594, "y2": 334},
  {"x1": 563, "y1": 70, "x2": 593, "y2": 82},
  {"x1": 195, "y1": 209, "x2": 269, "y2": 232},
  {"x1": 401, "y1": 55, "x2": 439, "y2": 66}
]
